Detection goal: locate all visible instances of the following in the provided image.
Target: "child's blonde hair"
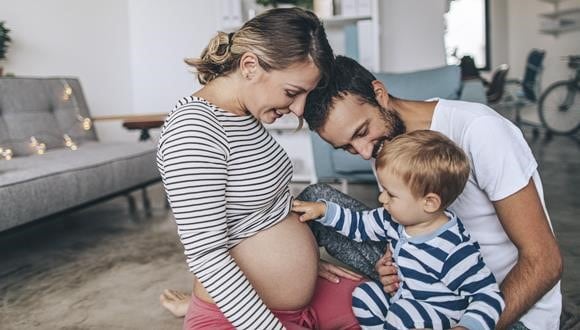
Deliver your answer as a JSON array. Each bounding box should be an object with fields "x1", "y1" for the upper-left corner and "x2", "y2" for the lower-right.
[{"x1": 375, "y1": 130, "x2": 470, "y2": 210}]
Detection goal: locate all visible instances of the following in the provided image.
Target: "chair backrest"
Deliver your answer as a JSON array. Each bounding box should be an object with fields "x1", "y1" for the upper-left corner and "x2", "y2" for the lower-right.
[
  {"x1": 522, "y1": 49, "x2": 545, "y2": 102},
  {"x1": 486, "y1": 64, "x2": 510, "y2": 104}
]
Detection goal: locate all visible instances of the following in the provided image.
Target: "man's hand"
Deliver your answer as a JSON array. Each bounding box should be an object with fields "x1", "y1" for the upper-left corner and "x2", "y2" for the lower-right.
[
  {"x1": 375, "y1": 245, "x2": 400, "y2": 296},
  {"x1": 292, "y1": 200, "x2": 326, "y2": 222},
  {"x1": 318, "y1": 260, "x2": 363, "y2": 283}
]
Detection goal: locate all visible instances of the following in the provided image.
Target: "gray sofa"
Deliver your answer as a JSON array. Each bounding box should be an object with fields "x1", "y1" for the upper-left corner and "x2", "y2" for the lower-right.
[{"x1": 0, "y1": 77, "x2": 160, "y2": 232}]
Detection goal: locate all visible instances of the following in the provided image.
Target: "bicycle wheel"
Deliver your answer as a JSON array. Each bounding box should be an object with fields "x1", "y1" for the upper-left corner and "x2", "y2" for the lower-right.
[{"x1": 539, "y1": 81, "x2": 580, "y2": 135}]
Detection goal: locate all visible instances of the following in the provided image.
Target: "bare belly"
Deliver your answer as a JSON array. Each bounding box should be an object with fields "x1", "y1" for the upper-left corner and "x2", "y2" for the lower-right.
[{"x1": 193, "y1": 212, "x2": 320, "y2": 310}]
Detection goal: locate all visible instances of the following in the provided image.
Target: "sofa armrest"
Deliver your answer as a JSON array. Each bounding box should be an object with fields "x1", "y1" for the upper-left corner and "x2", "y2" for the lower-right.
[
  {"x1": 460, "y1": 79, "x2": 487, "y2": 104},
  {"x1": 374, "y1": 65, "x2": 461, "y2": 100}
]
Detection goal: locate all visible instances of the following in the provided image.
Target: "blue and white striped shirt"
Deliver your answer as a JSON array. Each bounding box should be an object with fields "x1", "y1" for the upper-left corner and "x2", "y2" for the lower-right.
[{"x1": 319, "y1": 201, "x2": 505, "y2": 330}]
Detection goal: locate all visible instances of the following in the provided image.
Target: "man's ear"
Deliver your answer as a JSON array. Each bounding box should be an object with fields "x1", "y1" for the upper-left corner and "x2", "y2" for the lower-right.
[
  {"x1": 239, "y1": 52, "x2": 260, "y2": 80},
  {"x1": 423, "y1": 193, "x2": 442, "y2": 213},
  {"x1": 371, "y1": 80, "x2": 390, "y2": 108}
]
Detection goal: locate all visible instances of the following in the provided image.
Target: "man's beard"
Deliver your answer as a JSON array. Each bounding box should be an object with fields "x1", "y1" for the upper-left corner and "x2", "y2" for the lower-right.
[{"x1": 371, "y1": 106, "x2": 406, "y2": 158}]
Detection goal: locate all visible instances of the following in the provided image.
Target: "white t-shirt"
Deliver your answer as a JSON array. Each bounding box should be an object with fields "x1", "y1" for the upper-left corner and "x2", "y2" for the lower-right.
[{"x1": 429, "y1": 99, "x2": 561, "y2": 330}]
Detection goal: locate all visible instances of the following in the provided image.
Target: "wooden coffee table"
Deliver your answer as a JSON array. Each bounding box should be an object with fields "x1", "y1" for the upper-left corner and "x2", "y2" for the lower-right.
[
  {"x1": 122, "y1": 119, "x2": 165, "y2": 141},
  {"x1": 92, "y1": 113, "x2": 166, "y2": 141}
]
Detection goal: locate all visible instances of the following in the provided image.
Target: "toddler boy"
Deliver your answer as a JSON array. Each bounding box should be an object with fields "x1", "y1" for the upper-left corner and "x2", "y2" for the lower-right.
[{"x1": 292, "y1": 130, "x2": 505, "y2": 330}]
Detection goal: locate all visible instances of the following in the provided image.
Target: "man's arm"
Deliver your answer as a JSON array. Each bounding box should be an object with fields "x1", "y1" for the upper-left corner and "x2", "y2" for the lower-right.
[{"x1": 493, "y1": 178, "x2": 563, "y2": 329}]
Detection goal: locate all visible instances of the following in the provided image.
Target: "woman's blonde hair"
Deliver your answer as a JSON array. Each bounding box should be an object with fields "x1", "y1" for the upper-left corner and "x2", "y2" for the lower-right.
[
  {"x1": 186, "y1": 7, "x2": 334, "y2": 85},
  {"x1": 375, "y1": 130, "x2": 470, "y2": 210}
]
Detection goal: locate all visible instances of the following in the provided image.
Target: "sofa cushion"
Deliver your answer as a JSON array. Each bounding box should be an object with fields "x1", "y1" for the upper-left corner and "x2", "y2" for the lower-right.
[
  {"x1": 0, "y1": 77, "x2": 98, "y2": 156},
  {"x1": 44, "y1": 78, "x2": 98, "y2": 144},
  {"x1": 374, "y1": 65, "x2": 461, "y2": 101},
  {"x1": 0, "y1": 117, "x2": 11, "y2": 151},
  {"x1": 0, "y1": 141, "x2": 159, "y2": 231},
  {"x1": 0, "y1": 78, "x2": 65, "y2": 156}
]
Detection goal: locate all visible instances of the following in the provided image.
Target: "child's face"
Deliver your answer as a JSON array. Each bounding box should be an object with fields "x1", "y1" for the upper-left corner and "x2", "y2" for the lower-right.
[{"x1": 377, "y1": 170, "x2": 428, "y2": 227}]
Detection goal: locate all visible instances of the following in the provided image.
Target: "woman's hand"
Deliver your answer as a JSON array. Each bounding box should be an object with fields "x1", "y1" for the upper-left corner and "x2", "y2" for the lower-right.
[
  {"x1": 318, "y1": 260, "x2": 363, "y2": 283},
  {"x1": 292, "y1": 200, "x2": 326, "y2": 222},
  {"x1": 375, "y1": 245, "x2": 400, "y2": 296}
]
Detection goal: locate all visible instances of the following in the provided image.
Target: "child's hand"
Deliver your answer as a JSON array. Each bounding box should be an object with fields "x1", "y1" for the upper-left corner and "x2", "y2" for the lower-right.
[{"x1": 291, "y1": 200, "x2": 326, "y2": 222}]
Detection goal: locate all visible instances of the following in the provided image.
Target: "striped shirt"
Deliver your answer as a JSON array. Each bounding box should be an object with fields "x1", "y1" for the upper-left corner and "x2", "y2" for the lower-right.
[
  {"x1": 156, "y1": 96, "x2": 293, "y2": 329},
  {"x1": 320, "y1": 201, "x2": 505, "y2": 330}
]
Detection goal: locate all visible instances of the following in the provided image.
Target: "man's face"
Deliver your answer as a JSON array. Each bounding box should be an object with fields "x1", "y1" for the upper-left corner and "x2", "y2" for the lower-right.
[{"x1": 318, "y1": 92, "x2": 405, "y2": 160}]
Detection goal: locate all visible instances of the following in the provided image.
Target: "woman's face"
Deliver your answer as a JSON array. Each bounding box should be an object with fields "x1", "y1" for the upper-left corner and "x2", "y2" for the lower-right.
[{"x1": 244, "y1": 60, "x2": 321, "y2": 124}]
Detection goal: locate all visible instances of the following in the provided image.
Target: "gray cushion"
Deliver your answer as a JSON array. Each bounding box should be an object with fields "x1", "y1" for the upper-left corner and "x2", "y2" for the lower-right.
[
  {"x1": 0, "y1": 78, "x2": 65, "y2": 155},
  {"x1": 0, "y1": 117, "x2": 11, "y2": 151},
  {"x1": 0, "y1": 141, "x2": 159, "y2": 231},
  {"x1": 44, "y1": 78, "x2": 98, "y2": 143}
]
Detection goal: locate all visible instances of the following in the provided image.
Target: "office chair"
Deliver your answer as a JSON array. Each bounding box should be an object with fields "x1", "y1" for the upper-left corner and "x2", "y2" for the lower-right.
[
  {"x1": 486, "y1": 64, "x2": 510, "y2": 104},
  {"x1": 504, "y1": 49, "x2": 546, "y2": 135}
]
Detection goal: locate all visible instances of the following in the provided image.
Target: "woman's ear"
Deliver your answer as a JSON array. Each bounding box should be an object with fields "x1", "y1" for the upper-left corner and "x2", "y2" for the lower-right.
[
  {"x1": 423, "y1": 193, "x2": 442, "y2": 213},
  {"x1": 239, "y1": 52, "x2": 259, "y2": 80},
  {"x1": 371, "y1": 80, "x2": 390, "y2": 108}
]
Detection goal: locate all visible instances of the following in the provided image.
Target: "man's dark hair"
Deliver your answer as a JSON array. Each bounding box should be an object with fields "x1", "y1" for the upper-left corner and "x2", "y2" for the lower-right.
[{"x1": 304, "y1": 55, "x2": 379, "y2": 131}]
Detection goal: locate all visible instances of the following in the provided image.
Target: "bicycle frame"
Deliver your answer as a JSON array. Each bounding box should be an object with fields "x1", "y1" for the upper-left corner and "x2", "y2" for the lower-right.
[
  {"x1": 560, "y1": 59, "x2": 580, "y2": 112},
  {"x1": 538, "y1": 55, "x2": 580, "y2": 135}
]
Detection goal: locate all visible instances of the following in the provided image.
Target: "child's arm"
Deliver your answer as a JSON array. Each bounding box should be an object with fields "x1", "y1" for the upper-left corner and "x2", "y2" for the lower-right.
[
  {"x1": 441, "y1": 242, "x2": 506, "y2": 330},
  {"x1": 291, "y1": 200, "x2": 326, "y2": 222},
  {"x1": 292, "y1": 199, "x2": 396, "y2": 242}
]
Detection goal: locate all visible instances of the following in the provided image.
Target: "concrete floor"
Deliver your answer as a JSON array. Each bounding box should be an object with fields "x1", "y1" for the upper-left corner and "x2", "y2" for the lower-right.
[{"x1": 0, "y1": 121, "x2": 579, "y2": 329}]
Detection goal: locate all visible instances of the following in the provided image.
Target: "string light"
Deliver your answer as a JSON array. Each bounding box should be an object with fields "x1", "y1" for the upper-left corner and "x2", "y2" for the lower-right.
[
  {"x1": 29, "y1": 136, "x2": 46, "y2": 155},
  {"x1": 0, "y1": 147, "x2": 13, "y2": 160},
  {"x1": 78, "y1": 115, "x2": 92, "y2": 131},
  {"x1": 61, "y1": 80, "x2": 93, "y2": 134},
  {"x1": 63, "y1": 134, "x2": 78, "y2": 151},
  {"x1": 62, "y1": 85, "x2": 73, "y2": 100}
]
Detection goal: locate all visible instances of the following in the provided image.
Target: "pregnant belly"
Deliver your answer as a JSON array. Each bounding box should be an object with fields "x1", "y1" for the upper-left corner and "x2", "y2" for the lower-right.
[{"x1": 193, "y1": 212, "x2": 320, "y2": 310}]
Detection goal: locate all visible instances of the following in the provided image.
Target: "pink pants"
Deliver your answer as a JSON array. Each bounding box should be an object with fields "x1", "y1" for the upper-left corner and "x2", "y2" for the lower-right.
[{"x1": 183, "y1": 277, "x2": 363, "y2": 330}]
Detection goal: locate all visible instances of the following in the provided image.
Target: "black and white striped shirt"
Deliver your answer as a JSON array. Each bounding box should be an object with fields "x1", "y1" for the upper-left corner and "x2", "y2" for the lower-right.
[{"x1": 157, "y1": 96, "x2": 293, "y2": 329}]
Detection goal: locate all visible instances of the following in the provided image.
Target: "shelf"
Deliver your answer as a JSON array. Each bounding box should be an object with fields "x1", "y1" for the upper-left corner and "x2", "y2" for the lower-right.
[
  {"x1": 540, "y1": 7, "x2": 580, "y2": 18},
  {"x1": 540, "y1": 24, "x2": 580, "y2": 34},
  {"x1": 322, "y1": 14, "x2": 372, "y2": 28},
  {"x1": 538, "y1": 0, "x2": 580, "y2": 36},
  {"x1": 538, "y1": 0, "x2": 572, "y2": 4}
]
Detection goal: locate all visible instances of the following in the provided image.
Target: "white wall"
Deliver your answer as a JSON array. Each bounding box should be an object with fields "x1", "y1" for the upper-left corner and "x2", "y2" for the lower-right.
[
  {"x1": 506, "y1": 0, "x2": 580, "y2": 87},
  {"x1": 10, "y1": 0, "x2": 576, "y2": 117},
  {"x1": 128, "y1": 0, "x2": 221, "y2": 116},
  {"x1": 0, "y1": 0, "x2": 222, "y2": 141},
  {"x1": 0, "y1": 0, "x2": 133, "y2": 119},
  {"x1": 379, "y1": 0, "x2": 447, "y2": 72},
  {"x1": 489, "y1": 0, "x2": 509, "y2": 70}
]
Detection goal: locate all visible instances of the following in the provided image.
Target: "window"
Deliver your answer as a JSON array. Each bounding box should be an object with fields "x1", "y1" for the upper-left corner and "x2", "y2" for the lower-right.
[{"x1": 444, "y1": 0, "x2": 490, "y2": 70}]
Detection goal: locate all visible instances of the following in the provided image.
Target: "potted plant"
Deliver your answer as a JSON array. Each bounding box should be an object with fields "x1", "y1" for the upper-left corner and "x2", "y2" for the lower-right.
[{"x1": 0, "y1": 21, "x2": 11, "y2": 76}]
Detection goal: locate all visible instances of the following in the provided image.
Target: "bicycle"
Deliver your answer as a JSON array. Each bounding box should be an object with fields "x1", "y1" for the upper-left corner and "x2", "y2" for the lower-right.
[{"x1": 538, "y1": 55, "x2": 580, "y2": 135}]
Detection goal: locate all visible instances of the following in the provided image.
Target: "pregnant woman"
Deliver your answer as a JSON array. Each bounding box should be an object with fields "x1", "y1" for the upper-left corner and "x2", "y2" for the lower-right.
[{"x1": 157, "y1": 8, "x2": 361, "y2": 329}]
